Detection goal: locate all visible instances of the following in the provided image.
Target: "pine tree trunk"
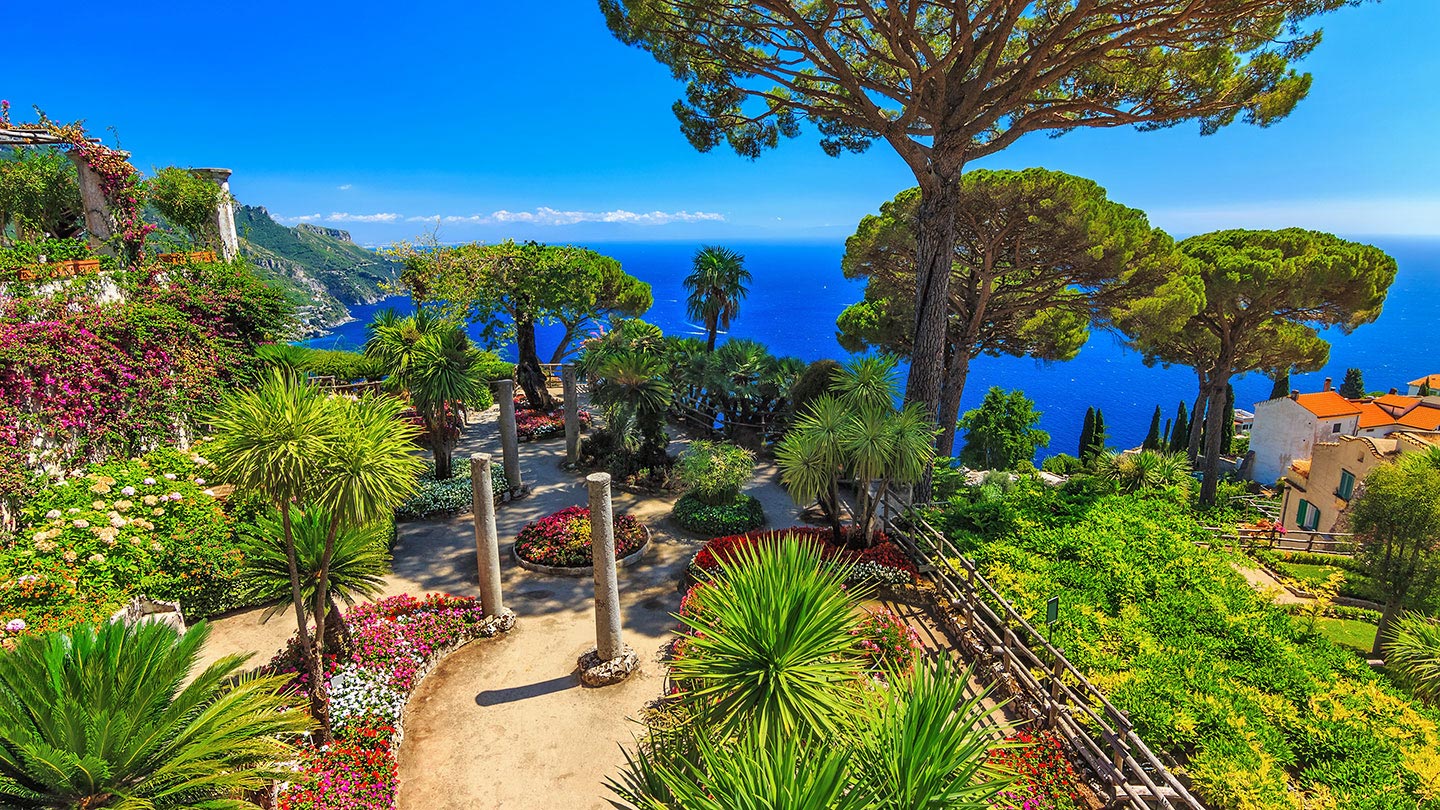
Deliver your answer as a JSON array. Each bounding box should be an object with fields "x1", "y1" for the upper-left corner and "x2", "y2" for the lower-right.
[
  {"x1": 515, "y1": 318, "x2": 555, "y2": 410},
  {"x1": 904, "y1": 175, "x2": 962, "y2": 503},
  {"x1": 936, "y1": 345, "x2": 972, "y2": 459},
  {"x1": 1374, "y1": 599, "x2": 1400, "y2": 658},
  {"x1": 1187, "y1": 388, "x2": 1207, "y2": 462},
  {"x1": 1198, "y1": 379, "x2": 1230, "y2": 506}
]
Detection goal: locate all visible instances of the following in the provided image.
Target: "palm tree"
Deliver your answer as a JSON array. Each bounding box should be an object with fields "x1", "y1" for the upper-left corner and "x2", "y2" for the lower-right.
[
  {"x1": 242, "y1": 504, "x2": 390, "y2": 652},
  {"x1": 207, "y1": 375, "x2": 420, "y2": 742},
  {"x1": 365, "y1": 311, "x2": 486, "y2": 479},
  {"x1": 684, "y1": 246, "x2": 751, "y2": 352},
  {"x1": 1385, "y1": 613, "x2": 1440, "y2": 704},
  {"x1": 590, "y1": 351, "x2": 674, "y2": 464},
  {"x1": 0, "y1": 621, "x2": 308, "y2": 809}
]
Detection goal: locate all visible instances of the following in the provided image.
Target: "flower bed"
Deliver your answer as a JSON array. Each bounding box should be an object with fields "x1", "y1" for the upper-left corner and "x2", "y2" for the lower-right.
[
  {"x1": 853, "y1": 609, "x2": 922, "y2": 675},
  {"x1": 987, "y1": 730, "x2": 1086, "y2": 810},
  {"x1": 513, "y1": 506, "x2": 647, "y2": 570},
  {"x1": 273, "y1": 594, "x2": 513, "y2": 810},
  {"x1": 394, "y1": 460, "x2": 509, "y2": 520},
  {"x1": 515, "y1": 407, "x2": 589, "y2": 441},
  {"x1": 690, "y1": 527, "x2": 918, "y2": 585},
  {"x1": 672, "y1": 492, "x2": 765, "y2": 537}
]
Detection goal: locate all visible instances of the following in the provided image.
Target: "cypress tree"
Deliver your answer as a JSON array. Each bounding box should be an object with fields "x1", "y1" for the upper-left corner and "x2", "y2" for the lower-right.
[
  {"x1": 1162, "y1": 418, "x2": 1172, "y2": 449},
  {"x1": 1092, "y1": 408, "x2": 1108, "y2": 459},
  {"x1": 1269, "y1": 368, "x2": 1291, "y2": 400},
  {"x1": 1339, "y1": 367, "x2": 1365, "y2": 398},
  {"x1": 1169, "y1": 402, "x2": 1189, "y2": 454},
  {"x1": 1079, "y1": 407, "x2": 1095, "y2": 461},
  {"x1": 1142, "y1": 405, "x2": 1163, "y2": 450},
  {"x1": 1221, "y1": 384, "x2": 1236, "y2": 454}
]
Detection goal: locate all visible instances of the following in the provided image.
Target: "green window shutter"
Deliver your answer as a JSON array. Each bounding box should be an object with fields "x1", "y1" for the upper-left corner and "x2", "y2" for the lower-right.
[
  {"x1": 1297, "y1": 499, "x2": 1319, "y2": 530},
  {"x1": 1337, "y1": 470, "x2": 1355, "y2": 500}
]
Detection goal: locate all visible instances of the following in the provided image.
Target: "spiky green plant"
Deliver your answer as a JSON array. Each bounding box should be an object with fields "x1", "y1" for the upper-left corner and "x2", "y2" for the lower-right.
[
  {"x1": 0, "y1": 621, "x2": 308, "y2": 810},
  {"x1": 849, "y1": 659, "x2": 1016, "y2": 810},
  {"x1": 1096, "y1": 450, "x2": 1192, "y2": 495},
  {"x1": 591, "y1": 351, "x2": 674, "y2": 458},
  {"x1": 775, "y1": 395, "x2": 849, "y2": 538},
  {"x1": 242, "y1": 504, "x2": 391, "y2": 648},
  {"x1": 670, "y1": 537, "x2": 865, "y2": 741},
  {"x1": 1384, "y1": 613, "x2": 1440, "y2": 704}
]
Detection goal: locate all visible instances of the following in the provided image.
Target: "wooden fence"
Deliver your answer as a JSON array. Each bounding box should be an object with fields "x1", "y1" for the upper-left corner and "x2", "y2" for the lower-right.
[
  {"x1": 880, "y1": 496, "x2": 1207, "y2": 810},
  {"x1": 1199, "y1": 526, "x2": 1356, "y2": 556}
]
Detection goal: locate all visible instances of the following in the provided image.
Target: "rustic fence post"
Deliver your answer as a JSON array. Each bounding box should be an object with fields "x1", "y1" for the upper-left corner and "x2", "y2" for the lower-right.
[{"x1": 1047, "y1": 652, "x2": 1064, "y2": 728}]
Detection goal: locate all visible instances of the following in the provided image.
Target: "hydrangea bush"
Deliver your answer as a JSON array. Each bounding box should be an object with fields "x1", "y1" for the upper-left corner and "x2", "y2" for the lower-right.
[
  {"x1": 690, "y1": 528, "x2": 918, "y2": 585},
  {"x1": 513, "y1": 506, "x2": 646, "y2": 568}
]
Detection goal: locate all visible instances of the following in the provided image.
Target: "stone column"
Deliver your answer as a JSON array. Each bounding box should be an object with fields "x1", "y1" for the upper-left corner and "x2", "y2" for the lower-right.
[
  {"x1": 495, "y1": 379, "x2": 523, "y2": 495},
  {"x1": 470, "y1": 454, "x2": 504, "y2": 617},
  {"x1": 68, "y1": 152, "x2": 116, "y2": 254},
  {"x1": 577, "y1": 473, "x2": 637, "y2": 685},
  {"x1": 588, "y1": 473, "x2": 622, "y2": 659},
  {"x1": 190, "y1": 168, "x2": 239, "y2": 261},
  {"x1": 562, "y1": 364, "x2": 580, "y2": 466}
]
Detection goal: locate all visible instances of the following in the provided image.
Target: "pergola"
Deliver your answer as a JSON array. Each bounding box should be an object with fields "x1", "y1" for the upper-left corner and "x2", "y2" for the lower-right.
[{"x1": 0, "y1": 127, "x2": 238, "y2": 260}]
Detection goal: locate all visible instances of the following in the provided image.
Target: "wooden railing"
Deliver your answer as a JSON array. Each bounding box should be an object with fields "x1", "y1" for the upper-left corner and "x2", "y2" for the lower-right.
[
  {"x1": 880, "y1": 496, "x2": 1207, "y2": 810},
  {"x1": 308, "y1": 376, "x2": 384, "y2": 397},
  {"x1": 1199, "y1": 526, "x2": 1356, "y2": 556}
]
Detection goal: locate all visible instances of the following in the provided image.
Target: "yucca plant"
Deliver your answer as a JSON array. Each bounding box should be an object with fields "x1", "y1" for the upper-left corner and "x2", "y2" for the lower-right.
[
  {"x1": 848, "y1": 659, "x2": 1016, "y2": 810},
  {"x1": 670, "y1": 537, "x2": 865, "y2": 741},
  {"x1": 1384, "y1": 613, "x2": 1440, "y2": 704},
  {"x1": 242, "y1": 504, "x2": 391, "y2": 651},
  {"x1": 0, "y1": 621, "x2": 308, "y2": 809}
]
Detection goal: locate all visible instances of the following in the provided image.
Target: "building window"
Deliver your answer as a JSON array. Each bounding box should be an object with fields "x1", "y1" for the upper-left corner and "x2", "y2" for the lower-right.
[
  {"x1": 1296, "y1": 499, "x2": 1320, "y2": 531},
  {"x1": 1331, "y1": 423, "x2": 1342, "y2": 433},
  {"x1": 1337, "y1": 469, "x2": 1356, "y2": 501}
]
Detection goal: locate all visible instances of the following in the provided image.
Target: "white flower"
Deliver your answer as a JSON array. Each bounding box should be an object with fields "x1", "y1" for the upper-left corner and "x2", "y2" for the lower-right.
[
  {"x1": 72, "y1": 519, "x2": 90, "y2": 529},
  {"x1": 44, "y1": 509, "x2": 61, "y2": 520},
  {"x1": 194, "y1": 478, "x2": 206, "y2": 486},
  {"x1": 5, "y1": 619, "x2": 25, "y2": 632},
  {"x1": 163, "y1": 473, "x2": 176, "y2": 481},
  {"x1": 120, "y1": 486, "x2": 136, "y2": 496},
  {"x1": 143, "y1": 477, "x2": 156, "y2": 486}
]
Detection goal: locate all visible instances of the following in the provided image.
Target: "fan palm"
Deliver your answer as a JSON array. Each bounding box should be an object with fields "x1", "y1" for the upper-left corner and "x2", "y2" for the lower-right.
[
  {"x1": 670, "y1": 537, "x2": 865, "y2": 741},
  {"x1": 242, "y1": 504, "x2": 391, "y2": 651},
  {"x1": 1384, "y1": 613, "x2": 1440, "y2": 704},
  {"x1": 0, "y1": 621, "x2": 308, "y2": 810},
  {"x1": 684, "y1": 245, "x2": 751, "y2": 352},
  {"x1": 849, "y1": 659, "x2": 1015, "y2": 810}
]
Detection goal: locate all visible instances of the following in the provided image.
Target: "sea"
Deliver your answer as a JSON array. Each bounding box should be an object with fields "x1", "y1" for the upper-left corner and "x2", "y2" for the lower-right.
[{"x1": 297, "y1": 237, "x2": 1440, "y2": 460}]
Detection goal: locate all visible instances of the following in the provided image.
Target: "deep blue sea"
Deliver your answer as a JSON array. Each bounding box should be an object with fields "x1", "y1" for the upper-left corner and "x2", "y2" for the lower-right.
[{"x1": 299, "y1": 238, "x2": 1440, "y2": 460}]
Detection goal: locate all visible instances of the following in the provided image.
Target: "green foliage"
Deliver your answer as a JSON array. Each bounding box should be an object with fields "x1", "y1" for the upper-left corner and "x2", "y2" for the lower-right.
[
  {"x1": 0, "y1": 146, "x2": 82, "y2": 242},
  {"x1": 240, "y1": 504, "x2": 390, "y2": 619},
  {"x1": 394, "y1": 459, "x2": 508, "y2": 520},
  {"x1": 1384, "y1": 613, "x2": 1440, "y2": 704},
  {"x1": 932, "y1": 485, "x2": 1440, "y2": 810},
  {"x1": 1040, "y1": 454, "x2": 1084, "y2": 476},
  {"x1": 1270, "y1": 369, "x2": 1292, "y2": 400},
  {"x1": 790, "y1": 359, "x2": 843, "y2": 417},
  {"x1": 1339, "y1": 368, "x2": 1366, "y2": 399},
  {"x1": 1168, "y1": 401, "x2": 1190, "y2": 454},
  {"x1": 0, "y1": 236, "x2": 94, "y2": 271},
  {"x1": 147, "y1": 167, "x2": 225, "y2": 248},
  {"x1": 0, "y1": 620, "x2": 309, "y2": 809},
  {"x1": 1142, "y1": 406, "x2": 1164, "y2": 451},
  {"x1": 1094, "y1": 450, "x2": 1192, "y2": 498},
  {"x1": 1352, "y1": 449, "x2": 1440, "y2": 651},
  {"x1": 685, "y1": 245, "x2": 751, "y2": 351},
  {"x1": 672, "y1": 492, "x2": 765, "y2": 537},
  {"x1": 957, "y1": 386, "x2": 1049, "y2": 471},
  {"x1": 676, "y1": 440, "x2": 755, "y2": 505}
]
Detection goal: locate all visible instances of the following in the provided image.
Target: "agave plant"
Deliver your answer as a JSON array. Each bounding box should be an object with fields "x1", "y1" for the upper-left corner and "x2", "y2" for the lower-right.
[
  {"x1": 670, "y1": 537, "x2": 865, "y2": 741},
  {"x1": 242, "y1": 504, "x2": 391, "y2": 651},
  {"x1": 1096, "y1": 450, "x2": 1192, "y2": 495},
  {"x1": 0, "y1": 621, "x2": 308, "y2": 809}
]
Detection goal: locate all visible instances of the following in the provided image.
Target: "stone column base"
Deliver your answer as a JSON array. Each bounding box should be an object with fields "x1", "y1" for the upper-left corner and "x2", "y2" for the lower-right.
[{"x1": 578, "y1": 644, "x2": 639, "y2": 686}]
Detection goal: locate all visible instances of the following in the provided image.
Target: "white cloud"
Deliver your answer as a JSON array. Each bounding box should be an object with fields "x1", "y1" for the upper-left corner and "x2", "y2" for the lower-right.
[
  {"x1": 337, "y1": 184, "x2": 353, "y2": 191},
  {"x1": 282, "y1": 207, "x2": 725, "y2": 228},
  {"x1": 1151, "y1": 197, "x2": 1440, "y2": 236}
]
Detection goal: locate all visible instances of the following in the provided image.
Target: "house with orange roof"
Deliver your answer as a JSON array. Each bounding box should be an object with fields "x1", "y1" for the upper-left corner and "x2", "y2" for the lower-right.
[
  {"x1": 1408, "y1": 374, "x2": 1440, "y2": 396},
  {"x1": 1248, "y1": 380, "x2": 1362, "y2": 484}
]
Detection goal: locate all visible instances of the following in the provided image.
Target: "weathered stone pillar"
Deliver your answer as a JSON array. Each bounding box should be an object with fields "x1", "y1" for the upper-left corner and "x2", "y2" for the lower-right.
[
  {"x1": 190, "y1": 168, "x2": 239, "y2": 261},
  {"x1": 495, "y1": 379, "x2": 523, "y2": 495},
  {"x1": 68, "y1": 153, "x2": 116, "y2": 254},
  {"x1": 470, "y1": 454, "x2": 504, "y2": 617},
  {"x1": 562, "y1": 364, "x2": 580, "y2": 466},
  {"x1": 578, "y1": 472, "x2": 637, "y2": 685}
]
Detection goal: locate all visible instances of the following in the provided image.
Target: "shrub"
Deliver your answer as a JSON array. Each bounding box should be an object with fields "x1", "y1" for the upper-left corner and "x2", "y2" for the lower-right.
[
  {"x1": 394, "y1": 460, "x2": 509, "y2": 520},
  {"x1": 0, "y1": 446, "x2": 251, "y2": 638},
  {"x1": 513, "y1": 506, "x2": 646, "y2": 568},
  {"x1": 297, "y1": 348, "x2": 385, "y2": 382},
  {"x1": 673, "y1": 492, "x2": 765, "y2": 537},
  {"x1": 676, "y1": 440, "x2": 754, "y2": 505},
  {"x1": 788, "y1": 358, "x2": 843, "y2": 417},
  {"x1": 691, "y1": 527, "x2": 917, "y2": 585},
  {"x1": 853, "y1": 609, "x2": 921, "y2": 675},
  {"x1": 1040, "y1": 453, "x2": 1085, "y2": 475}
]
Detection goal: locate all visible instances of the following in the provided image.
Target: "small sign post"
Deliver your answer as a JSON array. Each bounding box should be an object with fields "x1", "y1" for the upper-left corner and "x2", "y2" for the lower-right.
[{"x1": 1045, "y1": 596, "x2": 1059, "y2": 645}]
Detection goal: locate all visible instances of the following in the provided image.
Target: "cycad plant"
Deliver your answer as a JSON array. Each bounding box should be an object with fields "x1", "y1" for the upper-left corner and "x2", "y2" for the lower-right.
[
  {"x1": 1096, "y1": 450, "x2": 1192, "y2": 496},
  {"x1": 1384, "y1": 612, "x2": 1440, "y2": 704},
  {"x1": 242, "y1": 504, "x2": 391, "y2": 651},
  {"x1": 207, "y1": 374, "x2": 420, "y2": 741},
  {"x1": 590, "y1": 351, "x2": 674, "y2": 464},
  {"x1": 0, "y1": 621, "x2": 308, "y2": 810},
  {"x1": 365, "y1": 310, "x2": 486, "y2": 479},
  {"x1": 684, "y1": 245, "x2": 751, "y2": 352}
]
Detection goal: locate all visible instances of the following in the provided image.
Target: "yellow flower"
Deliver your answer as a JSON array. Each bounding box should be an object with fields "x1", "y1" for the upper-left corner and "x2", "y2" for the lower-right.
[
  {"x1": 142, "y1": 495, "x2": 158, "y2": 506},
  {"x1": 91, "y1": 500, "x2": 105, "y2": 510},
  {"x1": 90, "y1": 483, "x2": 111, "y2": 494}
]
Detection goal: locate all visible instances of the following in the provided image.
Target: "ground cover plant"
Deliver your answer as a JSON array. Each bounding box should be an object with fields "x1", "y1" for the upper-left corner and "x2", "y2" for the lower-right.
[
  {"x1": 271, "y1": 594, "x2": 504, "y2": 810},
  {"x1": 395, "y1": 459, "x2": 509, "y2": 520},
  {"x1": 690, "y1": 527, "x2": 917, "y2": 586},
  {"x1": 931, "y1": 481, "x2": 1440, "y2": 810},
  {"x1": 513, "y1": 505, "x2": 647, "y2": 568}
]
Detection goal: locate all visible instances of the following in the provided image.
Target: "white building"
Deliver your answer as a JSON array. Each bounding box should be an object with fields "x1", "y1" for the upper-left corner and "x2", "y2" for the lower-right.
[
  {"x1": 1247, "y1": 389, "x2": 1361, "y2": 485},
  {"x1": 1408, "y1": 374, "x2": 1440, "y2": 396}
]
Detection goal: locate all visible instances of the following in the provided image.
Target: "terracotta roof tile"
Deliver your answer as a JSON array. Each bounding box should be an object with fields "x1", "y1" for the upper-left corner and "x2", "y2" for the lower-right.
[
  {"x1": 1294, "y1": 391, "x2": 1362, "y2": 419},
  {"x1": 1398, "y1": 405, "x2": 1440, "y2": 431},
  {"x1": 1355, "y1": 401, "x2": 1397, "y2": 429},
  {"x1": 1376, "y1": 394, "x2": 1421, "y2": 409},
  {"x1": 1409, "y1": 374, "x2": 1440, "y2": 389}
]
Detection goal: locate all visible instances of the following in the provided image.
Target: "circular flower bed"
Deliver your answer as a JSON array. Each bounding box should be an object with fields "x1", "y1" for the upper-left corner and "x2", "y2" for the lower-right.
[
  {"x1": 690, "y1": 527, "x2": 918, "y2": 586},
  {"x1": 672, "y1": 492, "x2": 765, "y2": 537},
  {"x1": 513, "y1": 505, "x2": 647, "y2": 570},
  {"x1": 516, "y1": 407, "x2": 590, "y2": 441},
  {"x1": 272, "y1": 593, "x2": 512, "y2": 810}
]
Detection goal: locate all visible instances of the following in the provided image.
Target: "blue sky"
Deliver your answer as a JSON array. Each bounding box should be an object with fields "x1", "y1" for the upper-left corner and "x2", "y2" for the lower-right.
[{"x1": 7, "y1": 0, "x2": 1437, "y2": 244}]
